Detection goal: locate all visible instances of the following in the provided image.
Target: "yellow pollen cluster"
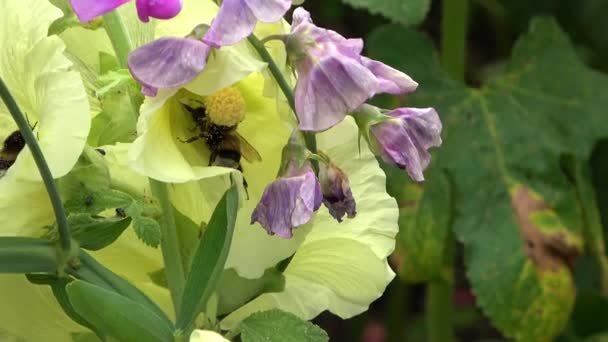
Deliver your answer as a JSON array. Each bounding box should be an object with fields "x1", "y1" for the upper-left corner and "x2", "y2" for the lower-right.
[{"x1": 203, "y1": 86, "x2": 246, "y2": 127}]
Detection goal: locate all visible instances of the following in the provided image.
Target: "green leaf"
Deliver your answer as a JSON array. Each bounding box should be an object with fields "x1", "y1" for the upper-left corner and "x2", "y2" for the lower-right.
[
  {"x1": 69, "y1": 250, "x2": 171, "y2": 326},
  {"x1": 63, "y1": 185, "x2": 161, "y2": 247},
  {"x1": 176, "y1": 185, "x2": 239, "y2": 331},
  {"x1": 173, "y1": 205, "x2": 204, "y2": 271},
  {"x1": 58, "y1": 146, "x2": 111, "y2": 203},
  {"x1": 95, "y1": 69, "x2": 138, "y2": 98},
  {"x1": 565, "y1": 158, "x2": 608, "y2": 294},
  {"x1": 239, "y1": 309, "x2": 328, "y2": 342},
  {"x1": 87, "y1": 70, "x2": 137, "y2": 147},
  {"x1": 367, "y1": 17, "x2": 608, "y2": 340},
  {"x1": 217, "y1": 268, "x2": 285, "y2": 316},
  {"x1": 340, "y1": 0, "x2": 430, "y2": 27},
  {"x1": 68, "y1": 213, "x2": 132, "y2": 251},
  {"x1": 66, "y1": 280, "x2": 173, "y2": 342},
  {"x1": 569, "y1": 290, "x2": 608, "y2": 339},
  {"x1": 0, "y1": 238, "x2": 58, "y2": 273},
  {"x1": 384, "y1": 164, "x2": 453, "y2": 283},
  {"x1": 25, "y1": 274, "x2": 101, "y2": 336}
]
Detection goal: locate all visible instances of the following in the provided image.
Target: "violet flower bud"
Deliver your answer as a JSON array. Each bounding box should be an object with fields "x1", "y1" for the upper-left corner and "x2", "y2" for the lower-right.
[
  {"x1": 203, "y1": 0, "x2": 291, "y2": 48},
  {"x1": 251, "y1": 134, "x2": 322, "y2": 238},
  {"x1": 354, "y1": 105, "x2": 442, "y2": 182},
  {"x1": 251, "y1": 161, "x2": 322, "y2": 238},
  {"x1": 286, "y1": 8, "x2": 418, "y2": 132},
  {"x1": 69, "y1": 0, "x2": 182, "y2": 23},
  {"x1": 318, "y1": 158, "x2": 356, "y2": 222}
]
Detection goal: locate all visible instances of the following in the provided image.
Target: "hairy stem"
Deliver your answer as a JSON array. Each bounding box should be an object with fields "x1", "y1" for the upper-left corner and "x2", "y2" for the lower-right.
[{"x1": 0, "y1": 78, "x2": 71, "y2": 253}]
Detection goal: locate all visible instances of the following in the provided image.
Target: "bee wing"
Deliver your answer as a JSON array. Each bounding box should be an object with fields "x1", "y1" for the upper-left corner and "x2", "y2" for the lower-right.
[{"x1": 234, "y1": 131, "x2": 262, "y2": 163}]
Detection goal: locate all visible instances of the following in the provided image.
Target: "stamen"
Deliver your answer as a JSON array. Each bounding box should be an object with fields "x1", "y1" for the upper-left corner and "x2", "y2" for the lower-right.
[{"x1": 203, "y1": 86, "x2": 246, "y2": 127}]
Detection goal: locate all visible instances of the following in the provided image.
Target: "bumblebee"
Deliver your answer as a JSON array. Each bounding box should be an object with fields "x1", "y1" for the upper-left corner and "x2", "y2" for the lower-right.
[
  {"x1": 180, "y1": 103, "x2": 261, "y2": 188},
  {"x1": 0, "y1": 130, "x2": 26, "y2": 176}
]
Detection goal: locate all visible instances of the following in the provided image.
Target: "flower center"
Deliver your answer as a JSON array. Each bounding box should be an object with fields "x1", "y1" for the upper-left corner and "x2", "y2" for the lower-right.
[{"x1": 203, "y1": 86, "x2": 246, "y2": 127}]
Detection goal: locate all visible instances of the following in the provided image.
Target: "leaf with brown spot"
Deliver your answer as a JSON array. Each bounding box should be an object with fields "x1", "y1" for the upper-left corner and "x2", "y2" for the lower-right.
[{"x1": 367, "y1": 17, "x2": 608, "y2": 341}]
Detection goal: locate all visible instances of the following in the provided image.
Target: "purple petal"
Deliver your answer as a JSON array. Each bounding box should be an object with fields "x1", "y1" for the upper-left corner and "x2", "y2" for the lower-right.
[
  {"x1": 69, "y1": 0, "x2": 130, "y2": 22},
  {"x1": 136, "y1": 0, "x2": 183, "y2": 22},
  {"x1": 361, "y1": 57, "x2": 418, "y2": 95},
  {"x1": 371, "y1": 108, "x2": 442, "y2": 181},
  {"x1": 251, "y1": 167, "x2": 321, "y2": 239},
  {"x1": 244, "y1": 0, "x2": 291, "y2": 22},
  {"x1": 128, "y1": 37, "x2": 210, "y2": 94},
  {"x1": 202, "y1": 0, "x2": 257, "y2": 48},
  {"x1": 292, "y1": 6, "x2": 313, "y2": 27},
  {"x1": 295, "y1": 56, "x2": 378, "y2": 131}
]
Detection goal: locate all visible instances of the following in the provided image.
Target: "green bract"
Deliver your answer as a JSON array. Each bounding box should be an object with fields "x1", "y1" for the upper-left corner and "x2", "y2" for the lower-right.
[{"x1": 0, "y1": 0, "x2": 90, "y2": 235}]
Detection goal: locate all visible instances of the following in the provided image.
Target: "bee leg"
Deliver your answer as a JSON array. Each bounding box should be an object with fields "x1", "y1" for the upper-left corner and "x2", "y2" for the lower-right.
[
  {"x1": 208, "y1": 151, "x2": 217, "y2": 166},
  {"x1": 242, "y1": 177, "x2": 250, "y2": 200},
  {"x1": 178, "y1": 136, "x2": 200, "y2": 143}
]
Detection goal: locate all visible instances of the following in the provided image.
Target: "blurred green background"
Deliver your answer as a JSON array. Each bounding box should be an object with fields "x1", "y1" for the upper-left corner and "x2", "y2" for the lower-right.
[{"x1": 302, "y1": 0, "x2": 608, "y2": 341}]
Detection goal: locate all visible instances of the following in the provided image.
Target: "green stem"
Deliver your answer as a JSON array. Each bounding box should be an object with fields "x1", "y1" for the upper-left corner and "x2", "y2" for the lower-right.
[
  {"x1": 0, "y1": 78, "x2": 71, "y2": 253},
  {"x1": 441, "y1": 0, "x2": 469, "y2": 81},
  {"x1": 426, "y1": 281, "x2": 453, "y2": 342},
  {"x1": 426, "y1": 1, "x2": 470, "y2": 340},
  {"x1": 386, "y1": 279, "x2": 407, "y2": 342},
  {"x1": 247, "y1": 35, "x2": 317, "y2": 154},
  {"x1": 103, "y1": 12, "x2": 134, "y2": 69},
  {"x1": 102, "y1": 11, "x2": 142, "y2": 117},
  {"x1": 150, "y1": 179, "x2": 186, "y2": 315}
]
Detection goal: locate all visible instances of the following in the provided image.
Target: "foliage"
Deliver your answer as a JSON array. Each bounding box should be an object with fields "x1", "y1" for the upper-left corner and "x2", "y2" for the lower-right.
[{"x1": 368, "y1": 17, "x2": 608, "y2": 341}]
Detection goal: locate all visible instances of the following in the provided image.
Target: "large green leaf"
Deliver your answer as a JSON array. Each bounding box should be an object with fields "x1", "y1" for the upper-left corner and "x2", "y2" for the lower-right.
[
  {"x1": 385, "y1": 164, "x2": 453, "y2": 283},
  {"x1": 340, "y1": 0, "x2": 430, "y2": 27},
  {"x1": 239, "y1": 309, "x2": 328, "y2": 342},
  {"x1": 367, "y1": 17, "x2": 608, "y2": 341},
  {"x1": 176, "y1": 185, "x2": 239, "y2": 331},
  {"x1": 66, "y1": 280, "x2": 173, "y2": 342},
  {"x1": 68, "y1": 250, "x2": 172, "y2": 326}
]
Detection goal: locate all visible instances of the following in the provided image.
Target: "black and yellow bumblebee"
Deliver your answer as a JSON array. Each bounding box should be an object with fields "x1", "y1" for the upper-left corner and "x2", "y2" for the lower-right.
[
  {"x1": 0, "y1": 130, "x2": 26, "y2": 176},
  {"x1": 179, "y1": 103, "x2": 261, "y2": 188}
]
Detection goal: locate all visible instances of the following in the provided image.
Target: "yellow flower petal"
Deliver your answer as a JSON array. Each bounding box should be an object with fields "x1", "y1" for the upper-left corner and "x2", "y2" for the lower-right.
[
  {"x1": 0, "y1": 275, "x2": 86, "y2": 341},
  {"x1": 190, "y1": 329, "x2": 230, "y2": 342},
  {"x1": 221, "y1": 118, "x2": 398, "y2": 327},
  {"x1": 0, "y1": 0, "x2": 90, "y2": 235}
]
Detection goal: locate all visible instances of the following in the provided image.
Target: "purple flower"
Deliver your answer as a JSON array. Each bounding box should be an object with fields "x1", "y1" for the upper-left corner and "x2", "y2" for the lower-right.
[
  {"x1": 128, "y1": 37, "x2": 211, "y2": 96},
  {"x1": 318, "y1": 160, "x2": 356, "y2": 222},
  {"x1": 203, "y1": 0, "x2": 291, "y2": 48},
  {"x1": 69, "y1": 0, "x2": 182, "y2": 23},
  {"x1": 364, "y1": 107, "x2": 442, "y2": 182},
  {"x1": 287, "y1": 8, "x2": 418, "y2": 132},
  {"x1": 251, "y1": 161, "x2": 322, "y2": 238}
]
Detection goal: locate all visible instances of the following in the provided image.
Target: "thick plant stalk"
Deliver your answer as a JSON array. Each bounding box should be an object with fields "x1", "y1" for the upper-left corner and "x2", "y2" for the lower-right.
[{"x1": 427, "y1": 0, "x2": 470, "y2": 341}]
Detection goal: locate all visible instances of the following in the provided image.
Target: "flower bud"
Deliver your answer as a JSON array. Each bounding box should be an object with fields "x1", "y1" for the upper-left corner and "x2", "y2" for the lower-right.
[
  {"x1": 251, "y1": 134, "x2": 322, "y2": 238},
  {"x1": 353, "y1": 105, "x2": 442, "y2": 182},
  {"x1": 318, "y1": 155, "x2": 356, "y2": 222}
]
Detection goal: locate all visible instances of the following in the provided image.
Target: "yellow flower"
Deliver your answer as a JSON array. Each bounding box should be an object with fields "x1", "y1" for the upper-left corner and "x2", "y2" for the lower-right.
[{"x1": 0, "y1": 0, "x2": 90, "y2": 235}]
